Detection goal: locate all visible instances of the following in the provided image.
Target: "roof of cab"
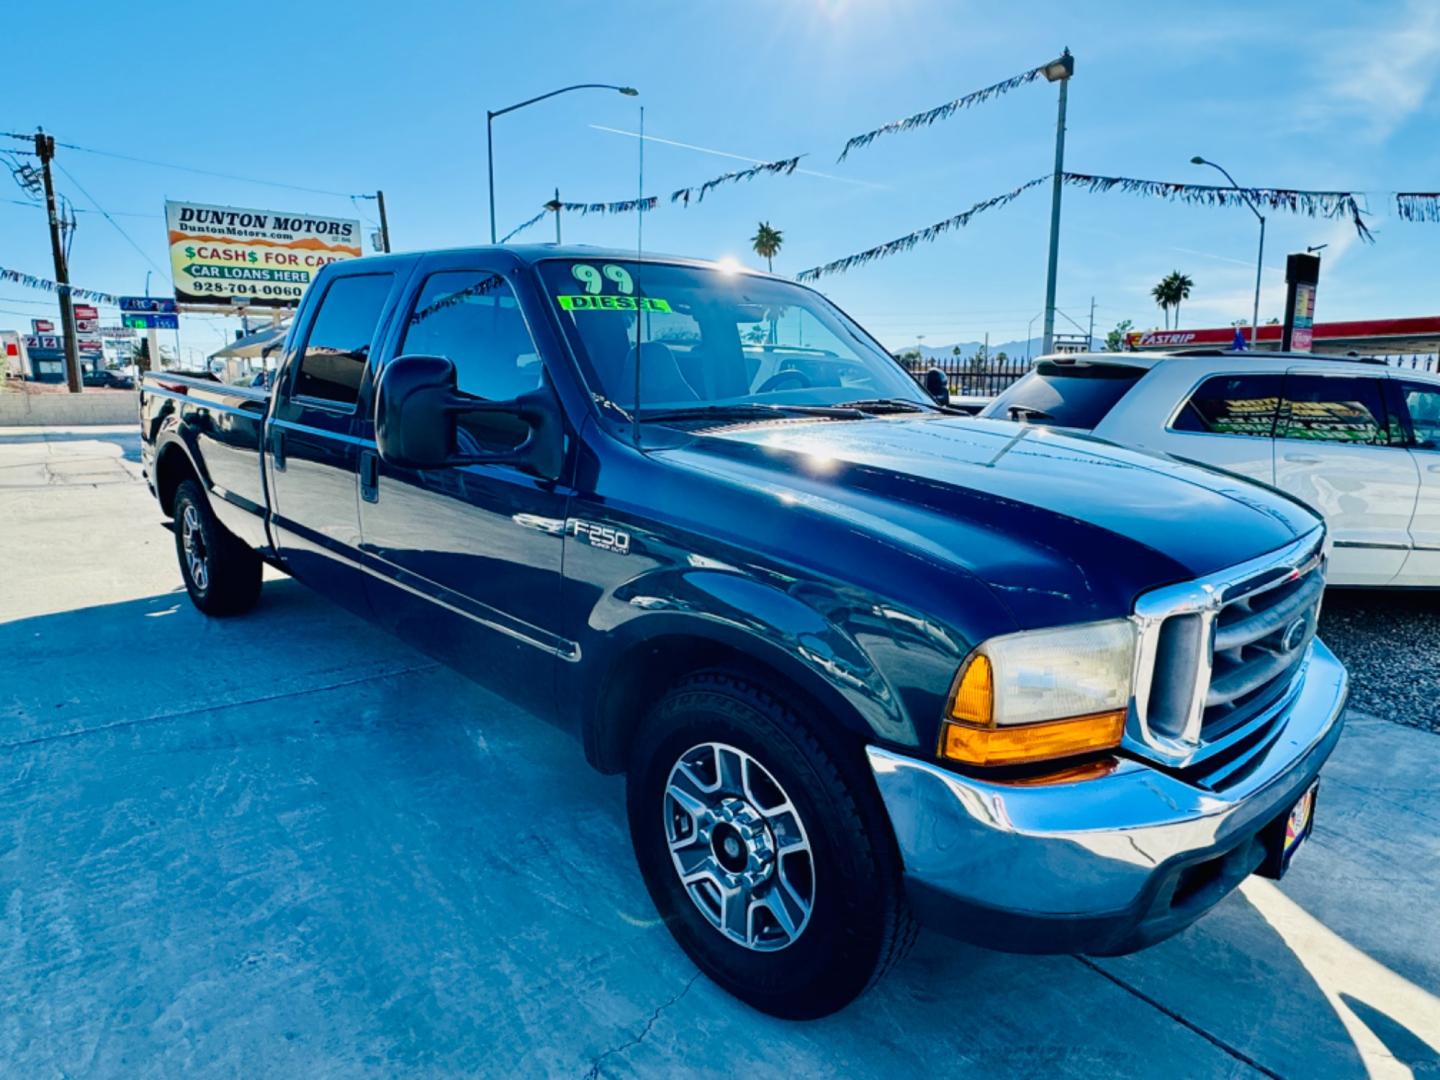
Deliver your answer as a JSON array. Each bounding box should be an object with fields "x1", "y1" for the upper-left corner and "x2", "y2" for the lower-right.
[{"x1": 350, "y1": 244, "x2": 773, "y2": 277}]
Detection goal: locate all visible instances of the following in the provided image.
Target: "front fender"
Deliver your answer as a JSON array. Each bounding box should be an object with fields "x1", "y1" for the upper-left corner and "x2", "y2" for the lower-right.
[{"x1": 575, "y1": 564, "x2": 964, "y2": 771}]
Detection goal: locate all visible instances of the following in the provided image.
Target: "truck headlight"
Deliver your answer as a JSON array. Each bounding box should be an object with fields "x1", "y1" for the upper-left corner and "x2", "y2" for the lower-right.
[{"x1": 940, "y1": 619, "x2": 1135, "y2": 766}]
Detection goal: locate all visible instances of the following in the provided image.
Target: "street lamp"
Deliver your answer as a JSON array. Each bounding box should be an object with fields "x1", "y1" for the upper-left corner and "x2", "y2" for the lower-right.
[
  {"x1": 487, "y1": 83, "x2": 639, "y2": 243},
  {"x1": 1040, "y1": 48, "x2": 1074, "y2": 356},
  {"x1": 1191, "y1": 155, "x2": 1264, "y2": 348}
]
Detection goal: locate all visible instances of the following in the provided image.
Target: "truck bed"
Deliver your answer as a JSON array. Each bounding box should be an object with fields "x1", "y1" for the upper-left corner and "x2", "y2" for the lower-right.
[{"x1": 140, "y1": 371, "x2": 273, "y2": 549}]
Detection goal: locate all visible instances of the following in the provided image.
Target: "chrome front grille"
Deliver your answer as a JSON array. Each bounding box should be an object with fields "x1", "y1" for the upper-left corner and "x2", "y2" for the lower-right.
[{"x1": 1130, "y1": 529, "x2": 1327, "y2": 767}]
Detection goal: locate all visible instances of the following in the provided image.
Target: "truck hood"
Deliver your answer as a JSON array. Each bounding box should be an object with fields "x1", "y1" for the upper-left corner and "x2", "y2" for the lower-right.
[{"x1": 656, "y1": 414, "x2": 1320, "y2": 627}]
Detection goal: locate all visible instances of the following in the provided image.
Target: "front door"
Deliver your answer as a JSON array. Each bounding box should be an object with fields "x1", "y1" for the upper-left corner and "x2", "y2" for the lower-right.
[
  {"x1": 357, "y1": 256, "x2": 571, "y2": 720},
  {"x1": 268, "y1": 269, "x2": 402, "y2": 609},
  {"x1": 1273, "y1": 370, "x2": 1418, "y2": 587}
]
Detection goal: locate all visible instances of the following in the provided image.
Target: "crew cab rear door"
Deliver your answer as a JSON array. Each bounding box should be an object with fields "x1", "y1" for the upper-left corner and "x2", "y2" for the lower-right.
[
  {"x1": 1273, "y1": 369, "x2": 1418, "y2": 586},
  {"x1": 268, "y1": 267, "x2": 405, "y2": 606},
  {"x1": 354, "y1": 252, "x2": 572, "y2": 721}
]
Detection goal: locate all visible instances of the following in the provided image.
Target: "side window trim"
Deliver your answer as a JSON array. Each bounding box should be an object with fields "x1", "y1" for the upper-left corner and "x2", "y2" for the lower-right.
[{"x1": 288, "y1": 270, "x2": 398, "y2": 414}]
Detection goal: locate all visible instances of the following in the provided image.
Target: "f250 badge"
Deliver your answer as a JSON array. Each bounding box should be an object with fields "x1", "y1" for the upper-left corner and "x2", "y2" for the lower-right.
[{"x1": 569, "y1": 519, "x2": 632, "y2": 555}]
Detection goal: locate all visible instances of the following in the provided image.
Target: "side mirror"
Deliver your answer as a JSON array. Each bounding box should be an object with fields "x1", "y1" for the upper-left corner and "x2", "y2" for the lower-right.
[
  {"x1": 923, "y1": 366, "x2": 951, "y2": 406},
  {"x1": 375, "y1": 354, "x2": 564, "y2": 481}
]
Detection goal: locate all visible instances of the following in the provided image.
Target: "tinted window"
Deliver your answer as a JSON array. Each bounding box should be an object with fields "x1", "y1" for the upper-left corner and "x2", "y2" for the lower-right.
[
  {"x1": 1171, "y1": 374, "x2": 1283, "y2": 437},
  {"x1": 1278, "y1": 375, "x2": 1391, "y2": 445},
  {"x1": 1399, "y1": 381, "x2": 1440, "y2": 449},
  {"x1": 294, "y1": 273, "x2": 393, "y2": 405},
  {"x1": 985, "y1": 361, "x2": 1145, "y2": 429},
  {"x1": 401, "y1": 271, "x2": 543, "y2": 402}
]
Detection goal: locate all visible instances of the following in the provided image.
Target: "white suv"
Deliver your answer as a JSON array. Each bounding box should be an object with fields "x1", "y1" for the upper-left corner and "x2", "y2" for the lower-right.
[{"x1": 981, "y1": 351, "x2": 1440, "y2": 587}]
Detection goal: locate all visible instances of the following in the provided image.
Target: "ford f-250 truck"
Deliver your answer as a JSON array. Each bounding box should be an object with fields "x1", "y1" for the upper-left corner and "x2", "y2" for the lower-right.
[{"x1": 140, "y1": 246, "x2": 1348, "y2": 1018}]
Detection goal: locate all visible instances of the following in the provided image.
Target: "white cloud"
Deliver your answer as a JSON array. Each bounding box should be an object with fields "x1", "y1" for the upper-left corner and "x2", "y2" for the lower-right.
[{"x1": 1308, "y1": 0, "x2": 1440, "y2": 140}]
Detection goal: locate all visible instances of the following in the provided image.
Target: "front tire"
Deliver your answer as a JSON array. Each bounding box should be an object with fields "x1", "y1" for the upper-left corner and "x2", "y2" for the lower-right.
[
  {"x1": 626, "y1": 671, "x2": 916, "y2": 1019},
  {"x1": 173, "y1": 480, "x2": 262, "y2": 616}
]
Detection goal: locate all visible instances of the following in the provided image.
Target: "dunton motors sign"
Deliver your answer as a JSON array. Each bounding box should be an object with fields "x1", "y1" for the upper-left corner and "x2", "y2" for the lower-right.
[{"x1": 165, "y1": 201, "x2": 361, "y2": 309}]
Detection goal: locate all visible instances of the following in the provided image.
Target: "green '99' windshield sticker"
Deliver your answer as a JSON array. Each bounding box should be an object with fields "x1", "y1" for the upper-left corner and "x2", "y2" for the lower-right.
[{"x1": 557, "y1": 294, "x2": 672, "y2": 313}]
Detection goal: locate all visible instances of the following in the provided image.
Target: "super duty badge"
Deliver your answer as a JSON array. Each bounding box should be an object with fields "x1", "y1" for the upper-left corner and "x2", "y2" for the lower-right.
[{"x1": 569, "y1": 519, "x2": 631, "y2": 555}]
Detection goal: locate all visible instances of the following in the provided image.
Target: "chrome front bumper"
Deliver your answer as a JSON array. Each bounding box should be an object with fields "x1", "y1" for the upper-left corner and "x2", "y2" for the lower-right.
[{"x1": 867, "y1": 638, "x2": 1349, "y2": 955}]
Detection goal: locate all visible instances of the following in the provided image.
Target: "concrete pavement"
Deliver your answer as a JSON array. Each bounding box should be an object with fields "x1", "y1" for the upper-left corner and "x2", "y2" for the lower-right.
[{"x1": 2, "y1": 426, "x2": 1437, "y2": 1078}]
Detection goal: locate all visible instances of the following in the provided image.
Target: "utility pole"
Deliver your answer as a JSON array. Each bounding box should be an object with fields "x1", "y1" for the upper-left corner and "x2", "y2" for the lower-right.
[
  {"x1": 554, "y1": 187, "x2": 562, "y2": 243},
  {"x1": 35, "y1": 130, "x2": 81, "y2": 393},
  {"x1": 1088, "y1": 296, "x2": 1095, "y2": 349},
  {"x1": 375, "y1": 190, "x2": 391, "y2": 253},
  {"x1": 1041, "y1": 49, "x2": 1074, "y2": 357}
]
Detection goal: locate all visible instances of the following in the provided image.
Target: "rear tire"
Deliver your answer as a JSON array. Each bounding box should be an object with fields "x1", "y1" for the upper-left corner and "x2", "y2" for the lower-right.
[
  {"x1": 626, "y1": 670, "x2": 916, "y2": 1019},
  {"x1": 173, "y1": 479, "x2": 262, "y2": 616}
]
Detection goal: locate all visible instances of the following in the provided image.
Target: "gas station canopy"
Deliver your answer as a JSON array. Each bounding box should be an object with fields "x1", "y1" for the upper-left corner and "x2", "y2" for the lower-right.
[{"x1": 1125, "y1": 316, "x2": 1440, "y2": 357}]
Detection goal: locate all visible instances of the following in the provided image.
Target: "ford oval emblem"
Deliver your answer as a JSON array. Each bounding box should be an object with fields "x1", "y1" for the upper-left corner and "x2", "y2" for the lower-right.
[{"x1": 1281, "y1": 615, "x2": 1309, "y2": 652}]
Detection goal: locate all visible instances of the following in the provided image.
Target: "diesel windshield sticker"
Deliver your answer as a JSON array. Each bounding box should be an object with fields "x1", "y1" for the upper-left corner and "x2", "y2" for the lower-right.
[
  {"x1": 569, "y1": 519, "x2": 632, "y2": 555},
  {"x1": 557, "y1": 294, "x2": 672, "y2": 313}
]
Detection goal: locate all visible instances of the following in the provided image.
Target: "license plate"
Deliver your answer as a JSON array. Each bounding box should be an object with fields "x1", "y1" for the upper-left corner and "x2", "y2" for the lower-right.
[
  {"x1": 1282, "y1": 783, "x2": 1318, "y2": 861},
  {"x1": 1258, "y1": 781, "x2": 1319, "y2": 880}
]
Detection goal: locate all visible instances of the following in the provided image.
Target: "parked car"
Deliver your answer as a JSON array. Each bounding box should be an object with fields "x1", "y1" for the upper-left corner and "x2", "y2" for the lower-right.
[
  {"x1": 139, "y1": 248, "x2": 1347, "y2": 1018},
  {"x1": 983, "y1": 350, "x2": 1440, "y2": 588},
  {"x1": 82, "y1": 368, "x2": 135, "y2": 389}
]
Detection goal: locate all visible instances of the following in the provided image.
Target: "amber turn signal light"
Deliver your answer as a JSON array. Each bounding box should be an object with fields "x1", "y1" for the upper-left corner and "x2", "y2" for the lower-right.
[{"x1": 940, "y1": 710, "x2": 1126, "y2": 767}]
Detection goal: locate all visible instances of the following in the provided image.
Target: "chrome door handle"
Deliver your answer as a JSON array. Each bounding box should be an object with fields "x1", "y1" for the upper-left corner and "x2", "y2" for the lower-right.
[
  {"x1": 1283, "y1": 453, "x2": 1322, "y2": 464},
  {"x1": 1428, "y1": 463, "x2": 1440, "y2": 474}
]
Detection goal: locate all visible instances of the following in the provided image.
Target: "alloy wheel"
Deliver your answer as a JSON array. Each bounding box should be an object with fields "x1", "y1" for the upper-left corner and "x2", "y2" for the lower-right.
[{"x1": 663, "y1": 741, "x2": 815, "y2": 952}]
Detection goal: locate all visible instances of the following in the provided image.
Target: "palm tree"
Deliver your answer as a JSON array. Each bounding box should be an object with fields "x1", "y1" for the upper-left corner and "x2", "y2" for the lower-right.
[
  {"x1": 1170, "y1": 272, "x2": 1194, "y2": 328},
  {"x1": 751, "y1": 222, "x2": 783, "y2": 272},
  {"x1": 1151, "y1": 276, "x2": 1174, "y2": 330}
]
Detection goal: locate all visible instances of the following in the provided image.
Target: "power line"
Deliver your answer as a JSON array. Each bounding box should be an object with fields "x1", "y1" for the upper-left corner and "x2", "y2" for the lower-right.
[
  {"x1": 53, "y1": 160, "x2": 170, "y2": 280},
  {"x1": 53, "y1": 139, "x2": 363, "y2": 199}
]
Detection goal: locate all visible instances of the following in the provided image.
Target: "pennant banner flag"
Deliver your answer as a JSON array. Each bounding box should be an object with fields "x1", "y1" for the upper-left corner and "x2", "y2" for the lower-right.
[
  {"x1": 546, "y1": 196, "x2": 659, "y2": 216},
  {"x1": 796, "y1": 175, "x2": 1049, "y2": 282},
  {"x1": 1395, "y1": 193, "x2": 1440, "y2": 223},
  {"x1": 837, "y1": 62, "x2": 1052, "y2": 163},
  {"x1": 1061, "y1": 172, "x2": 1374, "y2": 241},
  {"x1": 0, "y1": 265, "x2": 120, "y2": 305},
  {"x1": 670, "y1": 155, "x2": 804, "y2": 206},
  {"x1": 541, "y1": 155, "x2": 807, "y2": 220},
  {"x1": 500, "y1": 209, "x2": 548, "y2": 243}
]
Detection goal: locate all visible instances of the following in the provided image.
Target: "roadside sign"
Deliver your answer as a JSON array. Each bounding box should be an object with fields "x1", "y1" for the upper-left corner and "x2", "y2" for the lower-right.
[
  {"x1": 99, "y1": 325, "x2": 136, "y2": 339},
  {"x1": 119, "y1": 296, "x2": 178, "y2": 314},
  {"x1": 73, "y1": 303, "x2": 98, "y2": 321},
  {"x1": 31, "y1": 318, "x2": 54, "y2": 333},
  {"x1": 122, "y1": 313, "x2": 179, "y2": 330},
  {"x1": 75, "y1": 318, "x2": 98, "y2": 333},
  {"x1": 164, "y1": 200, "x2": 361, "y2": 308}
]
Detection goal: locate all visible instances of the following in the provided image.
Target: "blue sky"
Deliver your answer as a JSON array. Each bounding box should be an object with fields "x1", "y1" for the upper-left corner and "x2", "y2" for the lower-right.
[{"x1": 3, "y1": 0, "x2": 1438, "y2": 357}]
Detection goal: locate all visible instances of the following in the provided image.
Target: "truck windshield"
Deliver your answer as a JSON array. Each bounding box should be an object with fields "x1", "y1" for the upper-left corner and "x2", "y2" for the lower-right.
[
  {"x1": 985, "y1": 360, "x2": 1147, "y2": 430},
  {"x1": 537, "y1": 259, "x2": 932, "y2": 417}
]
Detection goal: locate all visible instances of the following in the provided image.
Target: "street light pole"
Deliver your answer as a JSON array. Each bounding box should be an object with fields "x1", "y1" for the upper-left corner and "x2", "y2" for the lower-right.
[
  {"x1": 1041, "y1": 48, "x2": 1073, "y2": 357},
  {"x1": 1192, "y1": 155, "x2": 1264, "y2": 347},
  {"x1": 486, "y1": 83, "x2": 638, "y2": 243}
]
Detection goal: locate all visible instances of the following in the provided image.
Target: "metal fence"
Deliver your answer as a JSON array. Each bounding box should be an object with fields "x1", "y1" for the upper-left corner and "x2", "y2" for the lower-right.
[
  {"x1": 902, "y1": 354, "x2": 1032, "y2": 397},
  {"x1": 1381, "y1": 354, "x2": 1439, "y2": 374}
]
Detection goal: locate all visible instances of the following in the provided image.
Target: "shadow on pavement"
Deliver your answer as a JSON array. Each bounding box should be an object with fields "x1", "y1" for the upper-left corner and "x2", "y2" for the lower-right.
[{"x1": 0, "y1": 428, "x2": 142, "y2": 462}]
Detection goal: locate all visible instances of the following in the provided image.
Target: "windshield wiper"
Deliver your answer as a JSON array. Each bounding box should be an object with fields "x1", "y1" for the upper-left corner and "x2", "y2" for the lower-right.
[
  {"x1": 834, "y1": 397, "x2": 937, "y2": 414},
  {"x1": 1007, "y1": 404, "x2": 1054, "y2": 422},
  {"x1": 639, "y1": 403, "x2": 866, "y2": 423}
]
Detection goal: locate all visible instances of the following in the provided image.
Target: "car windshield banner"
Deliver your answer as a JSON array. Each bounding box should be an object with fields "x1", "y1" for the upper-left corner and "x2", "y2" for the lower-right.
[{"x1": 164, "y1": 201, "x2": 362, "y2": 309}]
